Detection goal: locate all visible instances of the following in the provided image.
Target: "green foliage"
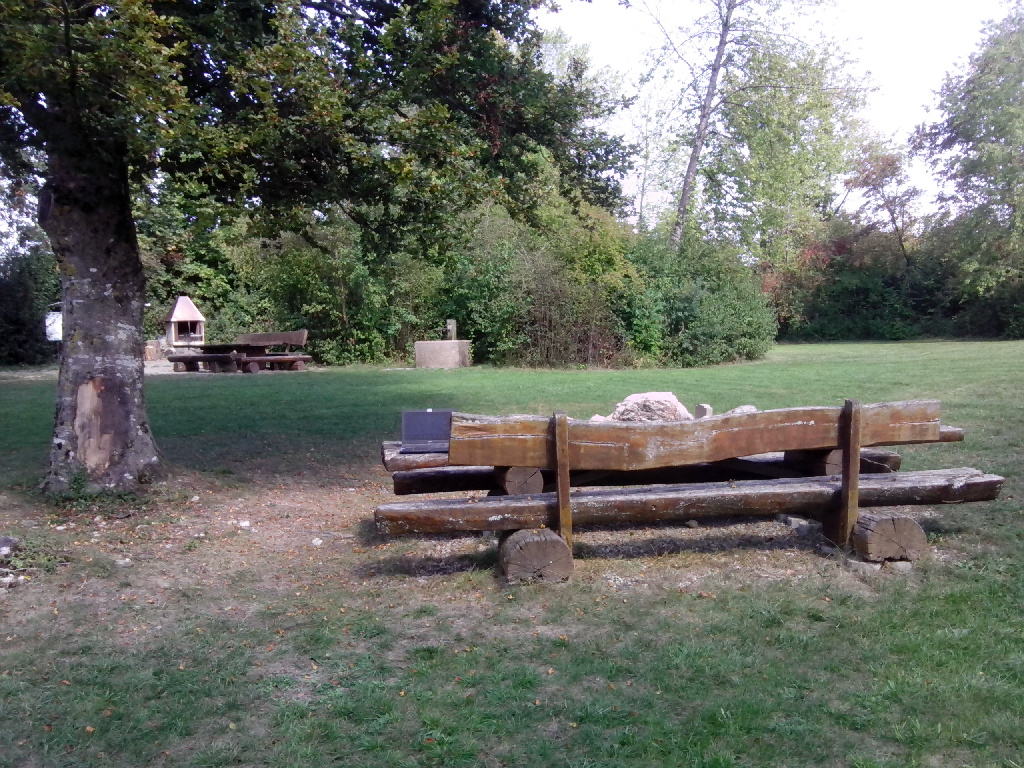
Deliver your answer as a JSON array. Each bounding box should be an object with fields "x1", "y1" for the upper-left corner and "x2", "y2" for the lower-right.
[
  {"x1": 436, "y1": 206, "x2": 532, "y2": 364},
  {"x1": 625, "y1": 237, "x2": 777, "y2": 366},
  {"x1": 706, "y1": 35, "x2": 862, "y2": 265},
  {"x1": 913, "y1": 3, "x2": 1024, "y2": 336},
  {"x1": 788, "y1": 259, "x2": 919, "y2": 341},
  {"x1": 0, "y1": 240, "x2": 59, "y2": 366},
  {"x1": 228, "y1": 212, "x2": 398, "y2": 364}
]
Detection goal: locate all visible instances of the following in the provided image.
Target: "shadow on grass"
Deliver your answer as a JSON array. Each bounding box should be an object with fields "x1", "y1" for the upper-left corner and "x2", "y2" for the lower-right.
[{"x1": 357, "y1": 519, "x2": 821, "y2": 582}]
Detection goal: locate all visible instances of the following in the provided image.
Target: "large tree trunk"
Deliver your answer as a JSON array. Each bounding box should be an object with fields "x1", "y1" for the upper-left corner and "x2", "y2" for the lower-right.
[{"x1": 37, "y1": 150, "x2": 161, "y2": 493}]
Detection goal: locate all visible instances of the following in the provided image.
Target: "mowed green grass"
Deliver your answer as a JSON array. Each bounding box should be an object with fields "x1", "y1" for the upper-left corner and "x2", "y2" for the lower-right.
[{"x1": 1, "y1": 341, "x2": 1023, "y2": 768}]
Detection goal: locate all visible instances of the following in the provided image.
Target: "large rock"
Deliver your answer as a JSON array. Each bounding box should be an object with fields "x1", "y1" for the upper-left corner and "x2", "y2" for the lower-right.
[
  {"x1": 0, "y1": 536, "x2": 19, "y2": 563},
  {"x1": 608, "y1": 392, "x2": 693, "y2": 422},
  {"x1": 722, "y1": 405, "x2": 758, "y2": 417}
]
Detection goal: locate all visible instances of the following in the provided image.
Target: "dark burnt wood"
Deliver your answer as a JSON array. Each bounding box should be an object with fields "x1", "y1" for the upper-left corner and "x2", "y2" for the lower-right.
[
  {"x1": 375, "y1": 468, "x2": 1004, "y2": 535},
  {"x1": 393, "y1": 466, "x2": 497, "y2": 495},
  {"x1": 784, "y1": 448, "x2": 902, "y2": 476}
]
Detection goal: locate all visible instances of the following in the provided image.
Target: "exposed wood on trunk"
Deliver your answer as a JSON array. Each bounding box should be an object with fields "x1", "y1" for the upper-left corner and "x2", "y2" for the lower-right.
[
  {"x1": 498, "y1": 528, "x2": 573, "y2": 584},
  {"x1": 853, "y1": 513, "x2": 929, "y2": 561},
  {"x1": 446, "y1": 401, "x2": 944, "y2": 472},
  {"x1": 376, "y1": 468, "x2": 1003, "y2": 535}
]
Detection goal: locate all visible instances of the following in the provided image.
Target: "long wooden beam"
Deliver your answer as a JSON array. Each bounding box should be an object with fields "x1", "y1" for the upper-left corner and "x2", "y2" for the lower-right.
[
  {"x1": 390, "y1": 450, "x2": 907, "y2": 496},
  {"x1": 446, "y1": 401, "x2": 945, "y2": 472},
  {"x1": 375, "y1": 468, "x2": 1004, "y2": 535}
]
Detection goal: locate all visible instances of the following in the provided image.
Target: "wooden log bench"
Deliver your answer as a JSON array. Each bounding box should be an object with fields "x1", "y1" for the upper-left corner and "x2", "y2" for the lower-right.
[
  {"x1": 165, "y1": 352, "x2": 240, "y2": 372},
  {"x1": 374, "y1": 400, "x2": 1003, "y2": 582},
  {"x1": 167, "y1": 330, "x2": 312, "y2": 373}
]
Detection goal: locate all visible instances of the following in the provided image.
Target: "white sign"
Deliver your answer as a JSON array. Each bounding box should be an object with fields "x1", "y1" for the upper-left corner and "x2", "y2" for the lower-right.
[{"x1": 45, "y1": 311, "x2": 62, "y2": 342}]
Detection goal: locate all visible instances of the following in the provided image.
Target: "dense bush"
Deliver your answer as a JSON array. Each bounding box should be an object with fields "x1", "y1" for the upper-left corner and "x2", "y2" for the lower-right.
[
  {"x1": 624, "y1": 237, "x2": 777, "y2": 366},
  {"x1": 0, "y1": 243, "x2": 59, "y2": 365}
]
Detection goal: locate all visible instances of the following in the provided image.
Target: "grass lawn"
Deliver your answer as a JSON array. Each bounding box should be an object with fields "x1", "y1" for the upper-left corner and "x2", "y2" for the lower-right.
[{"x1": 1, "y1": 341, "x2": 1022, "y2": 768}]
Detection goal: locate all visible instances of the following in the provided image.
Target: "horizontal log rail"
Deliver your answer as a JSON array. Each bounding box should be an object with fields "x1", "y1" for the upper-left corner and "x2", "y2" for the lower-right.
[{"x1": 375, "y1": 468, "x2": 1005, "y2": 536}]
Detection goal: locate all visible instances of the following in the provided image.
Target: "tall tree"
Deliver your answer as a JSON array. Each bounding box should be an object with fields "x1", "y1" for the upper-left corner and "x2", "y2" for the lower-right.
[
  {"x1": 914, "y1": 1, "x2": 1024, "y2": 315},
  {"x1": 0, "y1": 0, "x2": 625, "y2": 493},
  {"x1": 845, "y1": 138, "x2": 921, "y2": 263},
  {"x1": 702, "y1": 36, "x2": 861, "y2": 264},
  {"x1": 640, "y1": 0, "x2": 855, "y2": 247}
]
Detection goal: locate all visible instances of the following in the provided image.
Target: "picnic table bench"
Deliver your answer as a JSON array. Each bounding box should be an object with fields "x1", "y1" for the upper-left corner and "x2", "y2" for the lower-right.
[
  {"x1": 167, "y1": 330, "x2": 312, "y2": 373},
  {"x1": 374, "y1": 400, "x2": 1004, "y2": 582}
]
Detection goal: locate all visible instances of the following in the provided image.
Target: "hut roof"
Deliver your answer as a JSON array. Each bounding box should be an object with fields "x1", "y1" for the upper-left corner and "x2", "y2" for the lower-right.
[{"x1": 164, "y1": 296, "x2": 206, "y2": 323}]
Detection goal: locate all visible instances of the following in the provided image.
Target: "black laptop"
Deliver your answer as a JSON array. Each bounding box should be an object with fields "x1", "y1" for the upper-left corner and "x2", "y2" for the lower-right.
[{"x1": 399, "y1": 409, "x2": 454, "y2": 454}]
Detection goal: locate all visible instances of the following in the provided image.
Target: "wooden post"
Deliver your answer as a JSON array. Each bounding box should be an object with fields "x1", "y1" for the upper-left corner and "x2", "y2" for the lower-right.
[
  {"x1": 827, "y1": 398, "x2": 862, "y2": 546},
  {"x1": 553, "y1": 411, "x2": 573, "y2": 549}
]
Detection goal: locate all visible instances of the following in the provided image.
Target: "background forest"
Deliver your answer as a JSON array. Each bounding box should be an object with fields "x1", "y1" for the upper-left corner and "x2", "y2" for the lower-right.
[{"x1": 2, "y1": 0, "x2": 1022, "y2": 369}]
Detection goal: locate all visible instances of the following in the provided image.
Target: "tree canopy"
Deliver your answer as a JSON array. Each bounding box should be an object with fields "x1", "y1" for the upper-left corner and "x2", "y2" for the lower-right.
[{"x1": 0, "y1": 0, "x2": 632, "y2": 492}]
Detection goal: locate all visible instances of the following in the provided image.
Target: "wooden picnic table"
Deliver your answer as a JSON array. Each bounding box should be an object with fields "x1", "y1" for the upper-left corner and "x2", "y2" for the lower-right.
[{"x1": 167, "y1": 330, "x2": 312, "y2": 373}]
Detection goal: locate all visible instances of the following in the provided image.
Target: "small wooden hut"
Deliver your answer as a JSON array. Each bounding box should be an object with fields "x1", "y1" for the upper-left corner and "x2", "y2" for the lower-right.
[{"x1": 164, "y1": 296, "x2": 206, "y2": 348}]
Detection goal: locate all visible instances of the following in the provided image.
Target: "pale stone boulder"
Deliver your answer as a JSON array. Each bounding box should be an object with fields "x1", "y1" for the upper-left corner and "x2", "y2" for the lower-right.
[
  {"x1": 722, "y1": 405, "x2": 758, "y2": 417},
  {"x1": 608, "y1": 392, "x2": 693, "y2": 422}
]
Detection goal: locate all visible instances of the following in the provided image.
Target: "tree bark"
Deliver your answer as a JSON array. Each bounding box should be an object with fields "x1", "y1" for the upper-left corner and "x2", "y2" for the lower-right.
[{"x1": 38, "y1": 149, "x2": 161, "y2": 493}]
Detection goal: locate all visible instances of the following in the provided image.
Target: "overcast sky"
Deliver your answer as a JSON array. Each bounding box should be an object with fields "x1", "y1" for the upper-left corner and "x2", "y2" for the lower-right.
[{"x1": 537, "y1": 0, "x2": 1014, "y2": 206}]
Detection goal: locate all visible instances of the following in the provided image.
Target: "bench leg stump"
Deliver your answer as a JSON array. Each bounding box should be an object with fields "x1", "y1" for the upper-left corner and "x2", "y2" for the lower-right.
[{"x1": 499, "y1": 528, "x2": 573, "y2": 584}]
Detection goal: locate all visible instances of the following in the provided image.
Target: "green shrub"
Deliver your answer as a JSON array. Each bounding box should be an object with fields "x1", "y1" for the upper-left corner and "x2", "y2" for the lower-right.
[{"x1": 0, "y1": 243, "x2": 59, "y2": 365}]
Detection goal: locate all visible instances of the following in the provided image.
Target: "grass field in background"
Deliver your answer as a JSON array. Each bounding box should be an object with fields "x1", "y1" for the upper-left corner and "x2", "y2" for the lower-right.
[{"x1": 1, "y1": 341, "x2": 1022, "y2": 768}]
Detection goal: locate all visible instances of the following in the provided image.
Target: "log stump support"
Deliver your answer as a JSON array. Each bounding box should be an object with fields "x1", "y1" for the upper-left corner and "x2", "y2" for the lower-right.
[
  {"x1": 852, "y1": 513, "x2": 928, "y2": 561},
  {"x1": 499, "y1": 528, "x2": 574, "y2": 583}
]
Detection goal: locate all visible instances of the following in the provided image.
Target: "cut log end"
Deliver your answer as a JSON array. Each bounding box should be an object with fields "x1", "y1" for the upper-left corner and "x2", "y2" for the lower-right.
[
  {"x1": 852, "y1": 513, "x2": 928, "y2": 562},
  {"x1": 495, "y1": 466, "x2": 544, "y2": 495},
  {"x1": 498, "y1": 528, "x2": 573, "y2": 584}
]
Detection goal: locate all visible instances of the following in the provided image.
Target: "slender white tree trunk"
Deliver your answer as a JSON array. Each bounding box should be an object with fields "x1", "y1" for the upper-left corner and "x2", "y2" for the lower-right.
[{"x1": 669, "y1": 0, "x2": 737, "y2": 248}]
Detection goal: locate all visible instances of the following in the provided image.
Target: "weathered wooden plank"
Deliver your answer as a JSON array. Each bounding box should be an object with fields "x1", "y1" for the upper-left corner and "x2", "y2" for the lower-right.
[
  {"x1": 826, "y1": 399, "x2": 862, "y2": 546},
  {"x1": 446, "y1": 401, "x2": 943, "y2": 472},
  {"x1": 390, "y1": 451, "x2": 907, "y2": 496},
  {"x1": 374, "y1": 467, "x2": 1003, "y2": 535},
  {"x1": 554, "y1": 411, "x2": 573, "y2": 548},
  {"x1": 381, "y1": 441, "x2": 451, "y2": 472},
  {"x1": 940, "y1": 425, "x2": 965, "y2": 442}
]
